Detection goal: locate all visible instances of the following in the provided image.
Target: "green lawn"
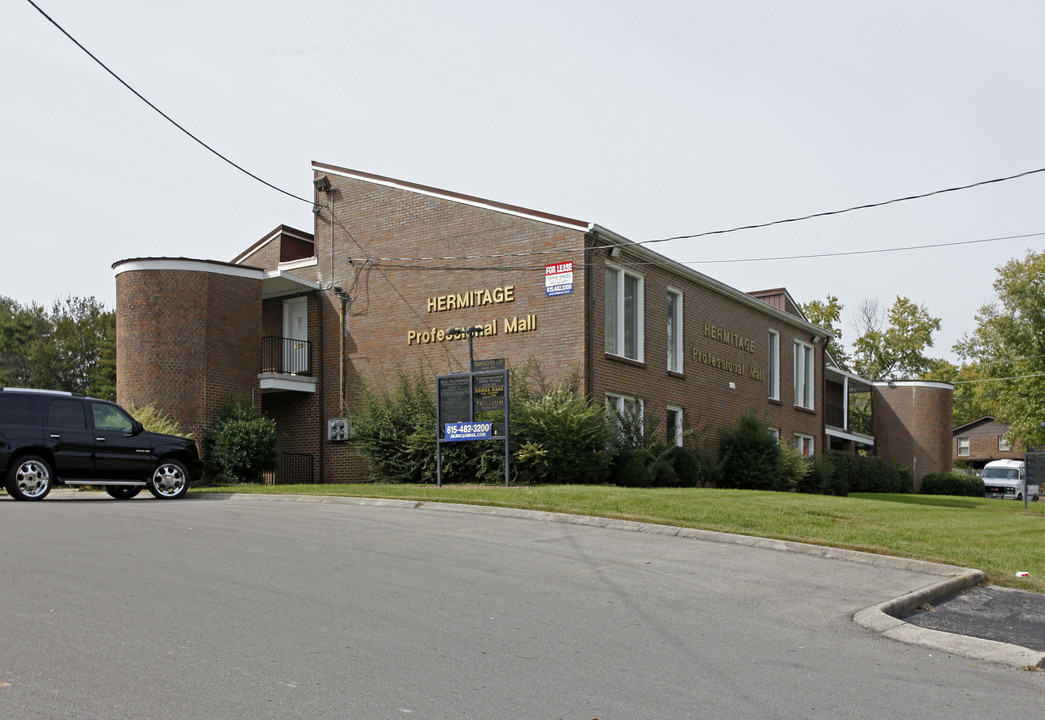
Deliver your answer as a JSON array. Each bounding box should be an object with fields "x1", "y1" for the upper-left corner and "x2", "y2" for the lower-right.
[{"x1": 195, "y1": 483, "x2": 1045, "y2": 593}]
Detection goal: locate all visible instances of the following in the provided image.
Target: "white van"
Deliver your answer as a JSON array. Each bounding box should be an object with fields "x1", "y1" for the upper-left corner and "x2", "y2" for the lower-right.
[{"x1": 981, "y1": 459, "x2": 1039, "y2": 501}]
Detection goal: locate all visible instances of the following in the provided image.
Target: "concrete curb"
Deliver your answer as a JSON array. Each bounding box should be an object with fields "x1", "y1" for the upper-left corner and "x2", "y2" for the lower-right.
[{"x1": 207, "y1": 491, "x2": 1045, "y2": 669}]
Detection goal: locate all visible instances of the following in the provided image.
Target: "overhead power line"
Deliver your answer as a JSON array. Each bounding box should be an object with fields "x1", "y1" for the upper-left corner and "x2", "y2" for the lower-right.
[
  {"x1": 953, "y1": 373, "x2": 1045, "y2": 385},
  {"x1": 26, "y1": 0, "x2": 312, "y2": 205},
  {"x1": 345, "y1": 229, "x2": 1045, "y2": 267},
  {"x1": 643, "y1": 168, "x2": 1045, "y2": 246},
  {"x1": 26, "y1": 1, "x2": 1045, "y2": 252}
]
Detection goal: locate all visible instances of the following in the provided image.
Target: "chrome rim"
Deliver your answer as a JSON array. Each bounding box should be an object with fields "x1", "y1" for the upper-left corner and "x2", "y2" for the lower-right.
[
  {"x1": 152, "y1": 463, "x2": 186, "y2": 497},
  {"x1": 15, "y1": 460, "x2": 51, "y2": 499}
]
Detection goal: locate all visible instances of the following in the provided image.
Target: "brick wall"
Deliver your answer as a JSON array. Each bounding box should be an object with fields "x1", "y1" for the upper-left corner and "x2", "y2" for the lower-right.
[
  {"x1": 588, "y1": 245, "x2": 825, "y2": 451},
  {"x1": 953, "y1": 418, "x2": 1023, "y2": 468},
  {"x1": 115, "y1": 260, "x2": 262, "y2": 441},
  {"x1": 872, "y1": 381, "x2": 954, "y2": 487},
  {"x1": 221, "y1": 168, "x2": 844, "y2": 482}
]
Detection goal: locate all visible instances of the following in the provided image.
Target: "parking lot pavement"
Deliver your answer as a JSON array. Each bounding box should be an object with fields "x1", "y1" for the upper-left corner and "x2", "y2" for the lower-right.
[{"x1": 898, "y1": 585, "x2": 1045, "y2": 653}]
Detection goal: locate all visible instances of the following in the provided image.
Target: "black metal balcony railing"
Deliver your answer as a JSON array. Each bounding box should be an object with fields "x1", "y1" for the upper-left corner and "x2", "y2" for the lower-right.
[{"x1": 262, "y1": 336, "x2": 312, "y2": 376}]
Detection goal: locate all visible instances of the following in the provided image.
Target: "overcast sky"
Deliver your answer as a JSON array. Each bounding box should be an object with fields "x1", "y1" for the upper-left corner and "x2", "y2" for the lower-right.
[{"x1": 4, "y1": 1, "x2": 1045, "y2": 361}]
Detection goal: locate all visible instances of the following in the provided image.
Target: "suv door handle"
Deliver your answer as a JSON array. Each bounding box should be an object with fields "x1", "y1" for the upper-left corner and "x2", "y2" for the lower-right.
[
  {"x1": 50, "y1": 433, "x2": 61, "y2": 439},
  {"x1": 96, "y1": 437, "x2": 106, "y2": 442}
]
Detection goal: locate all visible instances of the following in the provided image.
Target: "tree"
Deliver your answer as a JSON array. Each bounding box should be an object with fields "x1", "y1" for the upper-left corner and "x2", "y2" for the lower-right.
[
  {"x1": 851, "y1": 296, "x2": 941, "y2": 380},
  {"x1": 920, "y1": 358, "x2": 997, "y2": 428},
  {"x1": 0, "y1": 297, "x2": 49, "y2": 387},
  {"x1": 954, "y1": 249, "x2": 1045, "y2": 446},
  {"x1": 801, "y1": 294, "x2": 849, "y2": 369},
  {"x1": 0, "y1": 295, "x2": 115, "y2": 399}
]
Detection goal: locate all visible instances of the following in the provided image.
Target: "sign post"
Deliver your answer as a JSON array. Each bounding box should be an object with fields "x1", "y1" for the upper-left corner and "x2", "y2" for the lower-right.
[
  {"x1": 1024, "y1": 448, "x2": 1045, "y2": 510},
  {"x1": 436, "y1": 359, "x2": 510, "y2": 487}
]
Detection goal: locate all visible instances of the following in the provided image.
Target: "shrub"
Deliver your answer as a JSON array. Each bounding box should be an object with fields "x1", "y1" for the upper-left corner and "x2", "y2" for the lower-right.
[
  {"x1": 511, "y1": 388, "x2": 613, "y2": 484},
  {"x1": 778, "y1": 442, "x2": 810, "y2": 492},
  {"x1": 823, "y1": 451, "x2": 910, "y2": 495},
  {"x1": 127, "y1": 401, "x2": 190, "y2": 437},
  {"x1": 204, "y1": 402, "x2": 279, "y2": 483},
  {"x1": 718, "y1": 413, "x2": 781, "y2": 490},
  {"x1": 920, "y1": 471, "x2": 985, "y2": 497},
  {"x1": 350, "y1": 363, "x2": 613, "y2": 485},
  {"x1": 349, "y1": 368, "x2": 440, "y2": 483}
]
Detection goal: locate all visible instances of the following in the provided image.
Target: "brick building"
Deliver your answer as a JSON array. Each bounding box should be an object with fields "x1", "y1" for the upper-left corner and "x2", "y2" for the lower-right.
[
  {"x1": 953, "y1": 416, "x2": 1024, "y2": 470},
  {"x1": 113, "y1": 162, "x2": 952, "y2": 484}
]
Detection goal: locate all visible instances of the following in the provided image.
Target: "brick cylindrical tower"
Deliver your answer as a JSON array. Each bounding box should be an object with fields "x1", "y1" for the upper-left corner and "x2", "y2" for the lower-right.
[
  {"x1": 871, "y1": 380, "x2": 954, "y2": 490},
  {"x1": 113, "y1": 258, "x2": 263, "y2": 439}
]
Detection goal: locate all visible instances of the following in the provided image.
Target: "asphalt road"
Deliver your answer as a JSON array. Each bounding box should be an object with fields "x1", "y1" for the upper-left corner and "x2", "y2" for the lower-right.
[
  {"x1": 1, "y1": 492, "x2": 1042, "y2": 719},
  {"x1": 900, "y1": 585, "x2": 1045, "y2": 653}
]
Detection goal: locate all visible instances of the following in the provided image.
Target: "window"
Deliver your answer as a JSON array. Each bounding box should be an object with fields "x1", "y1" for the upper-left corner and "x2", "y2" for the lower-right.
[
  {"x1": 793, "y1": 341, "x2": 814, "y2": 409},
  {"x1": 47, "y1": 400, "x2": 86, "y2": 429},
  {"x1": 605, "y1": 265, "x2": 644, "y2": 361},
  {"x1": 92, "y1": 403, "x2": 135, "y2": 433},
  {"x1": 769, "y1": 427, "x2": 780, "y2": 442},
  {"x1": 607, "y1": 393, "x2": 643, "y2": 440},
  {"x1": 794, "y1": 434, "x2": 814, "y2": 456},
  {"x1": 999, "y1": 436, "x2": 1011, "y2": 452},
  {"x1": 957, "y1": 437, "x2": 970, "y2": 457},
  {"x1": 667, "y1": 288, "x2": 683, "y2": 373},
  {"x1": 667, "y1": 406, "x2": 683, "y2": 447},
  {"x1": 768, "y1": 330, "x2": 780, "y2": 400}
]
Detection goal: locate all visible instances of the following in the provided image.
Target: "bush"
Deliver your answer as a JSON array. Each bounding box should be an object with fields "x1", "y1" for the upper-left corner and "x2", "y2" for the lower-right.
[
  {"x1": 920, "y1": 471, "x2": 985, "y2": 497},
  {"x1": 511, "y1": 388, "x2": 614, "y2": 484},
  {"x1": 350, "y1": 368, "x2": 440, "y2": 483},
  {"x1": 778, "y1": 442, "x2": 810, "y2": 492},
  {"x1": 204, "y1": 402, "x2": 279, "y2": 483},
  {"x1": 127, "y1": 401, "x2": 190, "y2": 437},
  {"x1": 350, "y1": 363, "x2": 615, "y2": 485},
  {"x1": 799, "y1": 453, "x2": 846, "y2": 495},
  {"x1": 822, "y1": 451, "x2": 910, "y2": 495},
  {"x1": 718, "y1": 413, "x2": 781, "y2": 490}
]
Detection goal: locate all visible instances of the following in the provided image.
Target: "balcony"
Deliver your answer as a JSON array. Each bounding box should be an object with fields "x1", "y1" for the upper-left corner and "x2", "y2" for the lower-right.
[
  {"x1": 259, "y1": 336, "x2": 317, "y2": 393},
  {"x1": 825, "y1": 365, "x2": 874, "y2": 451}
]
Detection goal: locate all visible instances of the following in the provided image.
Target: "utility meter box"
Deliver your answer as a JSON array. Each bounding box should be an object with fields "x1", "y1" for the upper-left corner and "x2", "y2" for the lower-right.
[{"x1": 327, "y1": 418, "x2": 352, "y2": 442}]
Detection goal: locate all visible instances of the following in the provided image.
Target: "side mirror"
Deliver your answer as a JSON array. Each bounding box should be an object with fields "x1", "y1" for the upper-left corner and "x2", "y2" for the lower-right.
[{"x1": 132, "y1": 420, "x2": 145, "y2": 435}]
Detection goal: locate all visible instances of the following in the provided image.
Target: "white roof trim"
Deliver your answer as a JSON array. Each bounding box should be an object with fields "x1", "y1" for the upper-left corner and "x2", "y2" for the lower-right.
[
  {"x1": 278, "y1": 256, "x2": 318, "y2": 271},
  {"x1": 313, "y1": 163, "x2": 591, "y2": 233},
  {"x1": 826, "y1": 365, "x2": 873, "y2": 390},
  {"x1": 872, "y1": 380, "x2": 954, "y2": 390},
  {"x1": 589, "y1": 224, "x2": 833, "y2": 338},
  {"x1": 262, "y1": 270, "x2": 322, "y2": 299},
  {"x1": 825, "y1": 427, "x2": 875, "y2": 446},
  {"x1": 114, "y1": 258, "x2": 263, "y2": 280}
]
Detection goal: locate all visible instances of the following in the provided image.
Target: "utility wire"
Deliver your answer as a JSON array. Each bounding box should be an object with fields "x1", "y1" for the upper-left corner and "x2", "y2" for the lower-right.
[
  {"x1": 25, "y1": 1, "x2": 1045, "y2": 250},
  {"x1": 644, "y1": 168, "x2": 1045, "y2": 245},
  {"x1": 26, "y1": 0, "x2": 313, "y2": 205},
  {"x1": 349, "y1": 230, "x2": 1045, "y2": 266},
  {"x1": 953, "y1": 373, "x2": 1045, "y2": 385}
]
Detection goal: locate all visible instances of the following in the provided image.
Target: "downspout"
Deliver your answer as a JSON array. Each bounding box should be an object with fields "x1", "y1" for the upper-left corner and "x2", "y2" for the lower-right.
[
  {"x1": 317, "y1": 291, "x2": 325, "y2": 483},
  {"x1": 340, "y1": 294, "x2": 346, "y2": 409},
  {"x1": 584, "y1": 229, "x2": 597, "y2": 398}
]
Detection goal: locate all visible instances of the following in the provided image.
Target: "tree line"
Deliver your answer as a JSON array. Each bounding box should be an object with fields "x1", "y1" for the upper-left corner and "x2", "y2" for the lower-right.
[
  {"x1": 801, "y1": 248, "x2": 1045, "y2": 447},
  {"x1": 0, "y1": 296, "x2": 115, "y2": 401}
]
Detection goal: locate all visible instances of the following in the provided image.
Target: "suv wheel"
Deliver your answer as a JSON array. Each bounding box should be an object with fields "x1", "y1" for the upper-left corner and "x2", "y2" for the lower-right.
[
  {"x1": 148, "y1": 459, "x2": 189, "y2": 499},
  {"x1": 5, "y1": 455, "x2": 53, "y2": 501},
  {"x1": 105, "y1": 486, "x2": 142, "y2": 500}
]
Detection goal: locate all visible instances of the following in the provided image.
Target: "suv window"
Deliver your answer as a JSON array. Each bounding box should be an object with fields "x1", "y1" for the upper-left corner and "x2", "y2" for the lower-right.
[
  {"x1": 92, "y1": 403, "x2": 135, "y2": 433},
  {"x1": 0, "y1": 394, "x2": 39, "y2": 424},
  {"x1": 47, "y1": 399, "x2": 87, "y2": 429}
]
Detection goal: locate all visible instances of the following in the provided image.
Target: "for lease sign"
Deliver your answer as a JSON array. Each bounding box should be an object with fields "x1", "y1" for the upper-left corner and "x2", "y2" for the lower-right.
[{"x1": 545, "y1": 261, "x2": 573, "y2": 297}]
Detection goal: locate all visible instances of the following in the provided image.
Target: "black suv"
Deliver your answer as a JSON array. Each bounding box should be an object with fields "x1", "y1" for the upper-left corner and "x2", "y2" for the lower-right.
[{"x1": 0, "y1": 388, "x2": 202, "y2": 501}]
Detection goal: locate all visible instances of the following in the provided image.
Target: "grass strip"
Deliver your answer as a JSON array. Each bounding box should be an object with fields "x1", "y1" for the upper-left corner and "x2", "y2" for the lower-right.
[{"x1": 194, "y1": 484, "x2": 1045, "y2": 593}]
